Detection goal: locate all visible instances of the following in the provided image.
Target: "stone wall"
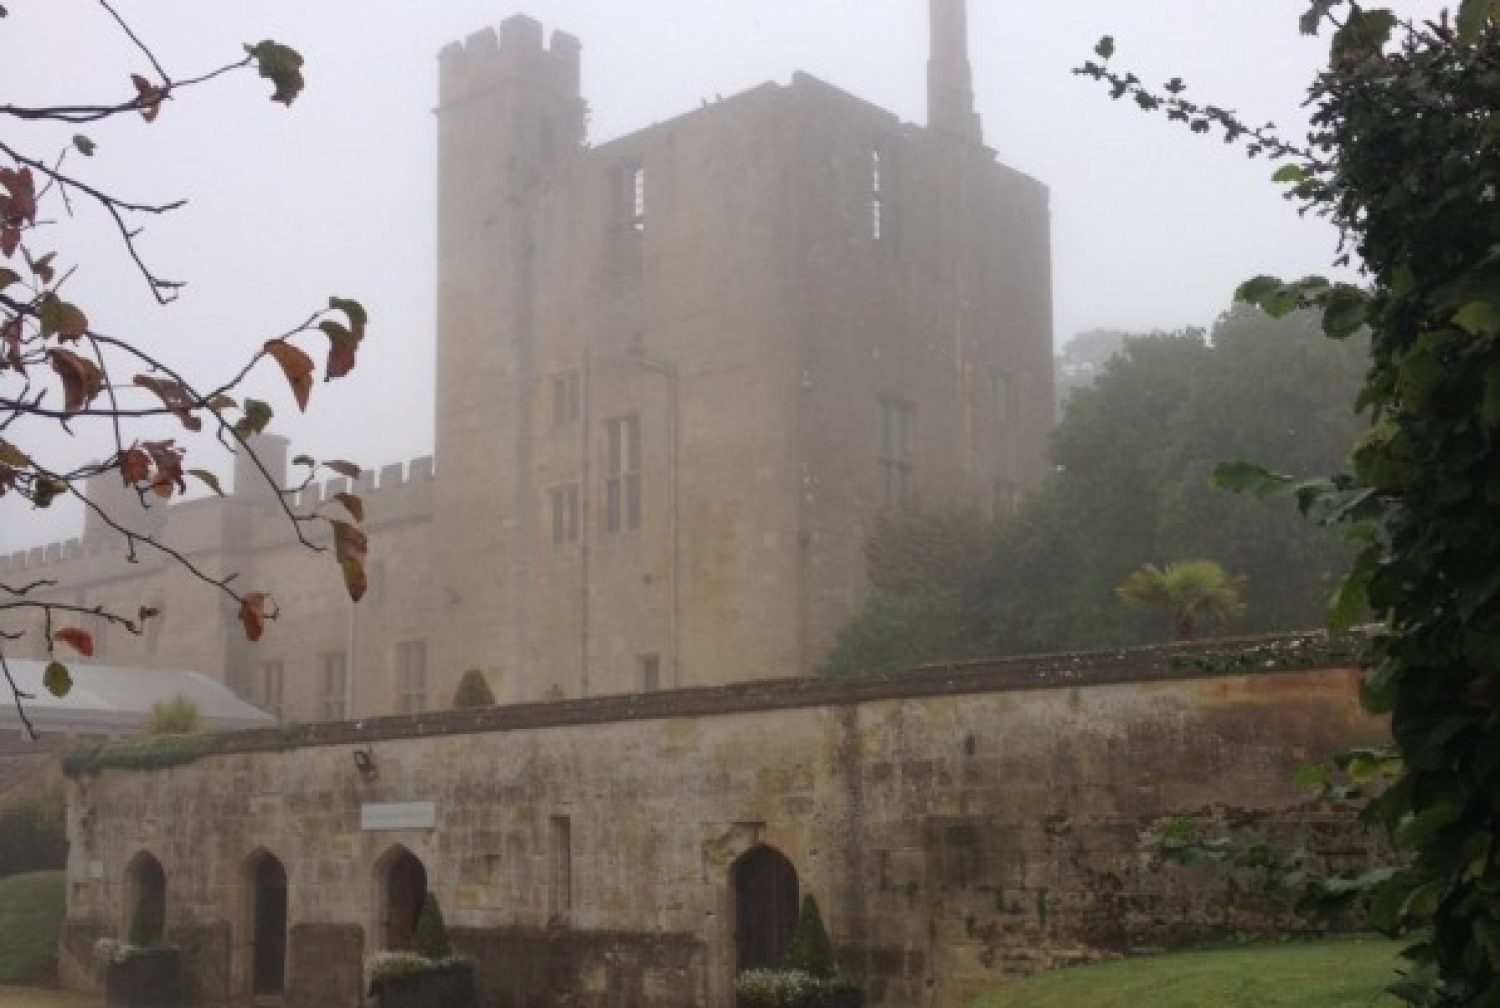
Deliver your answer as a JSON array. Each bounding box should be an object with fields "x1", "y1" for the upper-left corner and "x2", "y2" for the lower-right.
[{"x1": 62, "y1": 636, "x2": 1386, "y2": 1008}]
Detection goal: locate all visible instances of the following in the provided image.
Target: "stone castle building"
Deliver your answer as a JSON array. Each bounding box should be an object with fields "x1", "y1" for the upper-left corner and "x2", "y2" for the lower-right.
[{"x1": 0, "y1": 1, "x2": 1053, "y2": 718}]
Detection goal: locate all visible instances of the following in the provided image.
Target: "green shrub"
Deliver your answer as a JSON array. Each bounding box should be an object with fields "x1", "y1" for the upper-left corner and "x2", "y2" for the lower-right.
[
  {"x1": 0, "y1": 870, "x2": 65, "y2": 983},
  {"x1": 451, "y1": 669, "x2": 495, "y2": 709},
  {"x1": 144, "y1": 695, "x2": 201, "y2": 735},
  {"x1": 413, "y1": 893, "x2": 452, "y2": 960},
  {"x1": 784, "y1": 895, "x2": 836, "y2": 979},
  {"x1": 0, "y1": 784, "x2": 66, "y2": 877},
  {"x1": 368, "y1": 950, "x2": 432, "y2": 984},
  {"x1": 735, "y1": 969, "x2": 857, "y2": 1008}
]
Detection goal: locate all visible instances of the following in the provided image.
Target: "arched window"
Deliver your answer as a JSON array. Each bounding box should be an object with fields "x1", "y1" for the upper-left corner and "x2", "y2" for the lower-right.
[
  {"x1": 123, "y1": 851, "x2": 166, "y2": 946},
  {"x1": 245, "y1": 851, "x2": 288, "y2": 995},
  {"x1": 375, "y1": 846, "x2": 427, "y2": 950},
  {"x1": 731, "y1": 845, "x2": 798, "y2": 972}
]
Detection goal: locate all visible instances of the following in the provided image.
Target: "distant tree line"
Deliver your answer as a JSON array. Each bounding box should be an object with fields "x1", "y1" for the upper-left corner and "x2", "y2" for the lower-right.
[{"x1": 823, "y1": 304, "x2": 1369, "y2": 676}]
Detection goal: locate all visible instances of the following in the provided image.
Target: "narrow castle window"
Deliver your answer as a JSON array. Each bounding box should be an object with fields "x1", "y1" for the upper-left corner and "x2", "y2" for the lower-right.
[
  {"x1": 319, "y1": 651, "x2": 347, "y2": 721},
  {"x1": 259, "y1": 660, "x2": 284, "y2": 718},
  {"x1": 879, "y1": 397, "x2": 914, "y2": 507},
  {"x1": 639, "y1": 653, "x2": 661, "y2": 692},
  {"x1": 605, "y1": 415, "x2": 642, "y2": 533},
  {"x1": 397, "y1": 640, "x2": 427, "y2": 714},
  {"x1": 871, "y1": 150, "x2": 884, "y2": 240},
  {"x1": 992, "y1": 479, "x2": 1022, "y2": 519},
  {"x1": 549, "y1": 815, "x2": 572, "y2": 919},
  {"x1": 631, "y1": 165, "x2": 646, "y2": 232},
  {"x1": 550, "y1": 483, "x2": 580, "y2": 545},
  {"x1": 552, "y1": 370, "x2": 581, "y2": 427}
]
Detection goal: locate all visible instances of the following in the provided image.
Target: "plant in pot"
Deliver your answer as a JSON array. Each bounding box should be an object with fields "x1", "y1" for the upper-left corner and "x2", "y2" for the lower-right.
[
  {"x1": 735, "y1": 895, "x2": 863, "y2": 1008},
  {"x1": 368, "y1": 893, "x2": 477, "y2": 1008},
  {"x1": 97, "y1": 893, "x2": 183, "y2": 1008}
]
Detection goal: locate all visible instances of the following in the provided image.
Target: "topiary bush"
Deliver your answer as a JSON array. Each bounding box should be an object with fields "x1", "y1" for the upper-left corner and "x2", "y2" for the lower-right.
[
  {"x1": 412, "y1": 893, "x2": 452, "y2": 961},
  {"x1": 143, "y1": 695, "x2": 201, "y2": 736},
  {"x1": 783, "y1": 895, "x2": 836, "y2": 979},
  {"x1": 451, "y1": 669, "x2": 495, "y2": 709}
]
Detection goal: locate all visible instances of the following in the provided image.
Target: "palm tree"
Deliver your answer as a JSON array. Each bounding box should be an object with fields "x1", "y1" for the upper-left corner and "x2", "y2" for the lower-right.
[{"x1": 1115, "y1": 560, "x2": 1246, "y2": 642}]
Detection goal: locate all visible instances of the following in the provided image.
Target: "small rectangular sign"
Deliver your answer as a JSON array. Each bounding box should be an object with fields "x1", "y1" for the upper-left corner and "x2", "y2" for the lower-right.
[{"x1": 361, "y1": 801, "x2": 437, "y2": 831}]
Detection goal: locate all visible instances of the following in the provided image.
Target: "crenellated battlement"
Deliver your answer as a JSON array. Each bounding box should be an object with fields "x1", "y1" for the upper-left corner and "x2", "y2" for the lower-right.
[
  {"x1": 0, "y1": 455, "x2": 435, "y2": 578},
  {"x1": 437, "y1": 15, "x2": 581, "y2": 112}
]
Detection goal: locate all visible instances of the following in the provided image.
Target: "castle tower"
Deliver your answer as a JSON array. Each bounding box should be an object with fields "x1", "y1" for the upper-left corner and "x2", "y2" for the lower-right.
[
  {"x1": 431, "y1": 16, "x2": 586, "y2": 703},
  {"x1": 928, "y1": 0, "x2": 983, "y2": 143}
]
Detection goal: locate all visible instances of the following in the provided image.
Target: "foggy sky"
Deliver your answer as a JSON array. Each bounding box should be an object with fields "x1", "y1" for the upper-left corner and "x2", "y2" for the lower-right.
[{"x1": 0, "y1": 0, "x2": 1449, "y2": 551}]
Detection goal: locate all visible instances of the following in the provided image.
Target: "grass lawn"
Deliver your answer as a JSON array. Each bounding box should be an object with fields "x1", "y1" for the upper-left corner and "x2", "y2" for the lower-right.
[
  {"x1": 0, "y1": 988, "x2": 98, "y2": 1008},
  {"x1": 971, "y1": 938, "x2": 1406, "y2": 1008},
  {"x1": 0, "y1": 872, "x2": 65, "y2": 985}
]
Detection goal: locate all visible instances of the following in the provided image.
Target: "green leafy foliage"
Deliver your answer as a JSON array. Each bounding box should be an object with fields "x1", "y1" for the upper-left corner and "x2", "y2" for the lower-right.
[
  {"x1": 1115, "y1": 559, "x2": 1246, "y2": 642},
  {"x1": 0, "y1": 785, "x2": 66, "y2": 877},
  {"x1": 143, "y1": 695, "x2": 201, "y2": 736},
  {"x1": 783, "y1": 895, "x2": 837, "y2": 979},
  {"x1": 413, "y1": 893, "x2": 453, "y2": 961},
  {"x1": 62, "y1": 733, "x2": 212, "y2": 776},
  {"x1": 0, "y1": 870, "x2": 65, "y2": 983},
  {"x1": 1083, "y1": 8, "x2": 1500, "y2": 1003},
  {"x1": 451, "y1": 669, "x2": 496, "y2": 709},
  {"x1": 734, "y1": 969, "x2": 860, "y2": 1008}
]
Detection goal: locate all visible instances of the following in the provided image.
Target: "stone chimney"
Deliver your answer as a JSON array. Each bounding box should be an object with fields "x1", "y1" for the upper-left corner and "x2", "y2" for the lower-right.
[{"x1": 928, "y1": 0, "x2": 983, "y2": 143}]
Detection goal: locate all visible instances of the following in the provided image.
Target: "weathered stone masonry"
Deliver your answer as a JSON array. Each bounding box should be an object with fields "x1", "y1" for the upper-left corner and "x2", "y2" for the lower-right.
[{"x1": 64, "y1": 636, "x2": 1386, "y2": 1008}]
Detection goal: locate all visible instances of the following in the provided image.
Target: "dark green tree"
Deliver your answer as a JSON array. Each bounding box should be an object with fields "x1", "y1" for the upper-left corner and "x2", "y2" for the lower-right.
[
  {"x1": 451, "y1": 670, "x2": 496, "y2": 709},
  {"x1": 782, "y1": 894, "x2": 836, "y2": 979},
  {"x1": 413, "y1": 892, "x2": 452, "y2": 961}
]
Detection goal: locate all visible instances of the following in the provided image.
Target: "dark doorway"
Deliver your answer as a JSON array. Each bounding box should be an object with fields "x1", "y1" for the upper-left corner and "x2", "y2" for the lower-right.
[
  {"x1": 732, "y1": 846, "x2": 798, "y2": 972},
  {"x1": 249, "y1": 853, "x2": 288, "y2": 995},
  {"x1": 125, "y1": 852, "x2": 166, "y2": 946},
  {"x1": 383, "y1": 849, "x2": 427, "y2": 950}
]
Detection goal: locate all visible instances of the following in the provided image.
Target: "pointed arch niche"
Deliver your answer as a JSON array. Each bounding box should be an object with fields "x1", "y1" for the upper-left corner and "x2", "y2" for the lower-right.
[
  {"x1": 730, "y1": 845, "x2": 799, "y2": 973},
  {"x1": 243, "y1": 849, "x2": 288, "y2": 996},
  {"x1": 123, "y1": 850, "x2": 167, "y2": 945},
  {"x1": 373, "y1": 844, "x2": 427, "y2": 951}
]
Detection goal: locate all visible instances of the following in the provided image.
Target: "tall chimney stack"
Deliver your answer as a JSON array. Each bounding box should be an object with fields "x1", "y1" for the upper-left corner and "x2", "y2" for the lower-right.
[{"x1": 928, "y1": 0, "x2": 982, "y2": 143}]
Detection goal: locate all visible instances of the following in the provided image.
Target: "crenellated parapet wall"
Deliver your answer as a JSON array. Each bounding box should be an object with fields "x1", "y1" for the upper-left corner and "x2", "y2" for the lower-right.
[
  {"x1": 437, "y1": 15, "x2": 581, "y2": 113},
  {"x1": 0, "y1": 456, "x2": 434, "y2": 581}
]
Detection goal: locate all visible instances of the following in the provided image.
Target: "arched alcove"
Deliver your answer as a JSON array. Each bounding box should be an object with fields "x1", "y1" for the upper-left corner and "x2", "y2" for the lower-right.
[
  {"x1": 123, "y1": 850, "x2": 166, "y2": 946},
  {"x1": 244, "y1": 850, "x2": 288, "y2": 995},
  {"x1": 374, "y1": 845, "x2": 427, "y2": 951},
  {"x1": 730, "y1": 845, "x2": 799, "y2": 973}
]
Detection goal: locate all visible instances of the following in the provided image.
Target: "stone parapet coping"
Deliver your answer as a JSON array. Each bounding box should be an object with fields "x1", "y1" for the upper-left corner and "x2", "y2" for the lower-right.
[{"x1": 198, "y1": 631, "x2": 1363, "y2": 757}]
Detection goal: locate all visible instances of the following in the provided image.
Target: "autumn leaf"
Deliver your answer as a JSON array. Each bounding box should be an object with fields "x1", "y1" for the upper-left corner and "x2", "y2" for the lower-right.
[
  {"x1": 42, "y1": 660, "x2": 71, "y2": 698},
  {"x1": 49, "y1": 348, "x2": 103, "y2": 413},
  {"x1": 131, "y1": 73, "x2": 164, "y2": 122},
  {"x1": 331, "y1": 519, "x2": 368, "y2": 602},
  {"x1": 1, "y1": 316, "x2": 21, "y2": 373},
  {"x1": 27, "y1": 250, "x2": 55, "y2": 285},
  {"x1": 0, "y1": 166, "x2": 36, "y2": 226},
  {"x1": 264, "y1": 338, "x2": 314, "y2": 411},
  {"x1": 232, "y1": 398, "x2": 274, "y2": 440},
  {"x1": 0, "y1": 437, "x2": 25, "y2": 468},
  {"x1": 238, "y1": 592, "x2": 271, "y2": 642},
  {"x1": 54, "y1": 626, "x2": 95, "y2": 657},
  {"x1": 72, "y1": 135, "x2": 96, "y2": 157},
  {"x1": 245, "y1": 41, "x2": 305, "y2": 106},
  {"x1": 133, "y1": 374, "x2": 202, "y2": 431},
  {"x1": 119, "y1": 447, "x2": 151, "y2": 485},
  {"x1": 188, "y1": 468, "x2": 224, "y2": 496},
  {"x1": 319, "y1": 320, "x2": 359, "y2": 380},
  {"x1": 0, "y1": 227, "x2": 18, "y2": 258},
  {"x1": 30, "y1": 477, "x2": 63, "y2": 508},
  {"x1": 332, "y1": 491, "x2": 364, "y2": 523},
  {"x1": 0, "y1": 267, "x2": 17, "y2": 291},
  {"x1": 143, "y1": 439, "x2": 185, "y2": 499},
  {"x1": 325, "y1": 460, "x2": 360, "y2": 480},
  {"x1": 38, "y1": 292, "x2": 89, "y2": 340}
]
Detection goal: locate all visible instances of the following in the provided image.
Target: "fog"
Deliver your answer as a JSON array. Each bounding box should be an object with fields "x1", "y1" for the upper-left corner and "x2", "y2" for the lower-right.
[{"x1": 0, "y1": 0, "x2": 1446, "y2": 551}]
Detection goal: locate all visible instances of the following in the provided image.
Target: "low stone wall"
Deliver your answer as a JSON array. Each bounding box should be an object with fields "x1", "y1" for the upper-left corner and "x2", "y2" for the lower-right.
[{"x1": 61, "y1": 634, "x2": 1385, "y2": 1008}]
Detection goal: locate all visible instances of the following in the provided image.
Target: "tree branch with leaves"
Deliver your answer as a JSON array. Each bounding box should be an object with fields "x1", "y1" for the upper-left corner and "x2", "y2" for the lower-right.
[
  {"x1": 0, "y1": 3, "x2": 370, "y2": 737},
  {"x1": 1080, "y1": 2, "x2": 1500, "y2": 1003}
]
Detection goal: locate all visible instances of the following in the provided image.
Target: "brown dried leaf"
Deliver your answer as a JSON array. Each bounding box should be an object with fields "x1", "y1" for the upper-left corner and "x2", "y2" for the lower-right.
[
  {"x1": 0, "y1": 166, "x2": 36, "y2": 225},
  {"x1": 324, "y1": 460, "x2": 360, "y2": 480},
  {"x1": 0, "y1": 437, "x2": 24, "y2": 468},
  {"x1": 54, "y1": 626, "x2": 94, "y2": 657},
  {"x1": 318, "y1": 320, "x2": 359, "y2": 380},
  {"x1": 332, "y1": 491, "x2": 364, "y2": 523},
  {"x1": 263, "y1": 338, "x2": 314, "y2": 412},
  {"x1": 143, "y1": 439, "x2": 185, "y2": 500},
  {"x1": 238, "y1": 592, "x2": 270, "y2": 642},
  {"x1": 131, "y1": 74, "x2": 164, "y2": 123},
  {"x1": 120, "y1": 447, "x2": 151, "y2": 485},
  {"x1": 331, "y1": 519, "x2": 368, "y2": 602},
  {"x1": 48, "y1": 348, "x2": 102, "y2": 413},
  {"x1": 1, "y1": 316, "x2": 21, "y2": 373},
  {"x1": 133, "y1": 374, "x2": 202, "y2": 431},
  {"x1": 0, "y1": 227, "x2": 18, "y2": 258}
]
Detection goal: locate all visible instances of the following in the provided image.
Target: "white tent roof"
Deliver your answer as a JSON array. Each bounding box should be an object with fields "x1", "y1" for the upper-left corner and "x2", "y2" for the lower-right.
[{"x1": 0, "y1": 661, "x2": 275, "y2": 736}]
